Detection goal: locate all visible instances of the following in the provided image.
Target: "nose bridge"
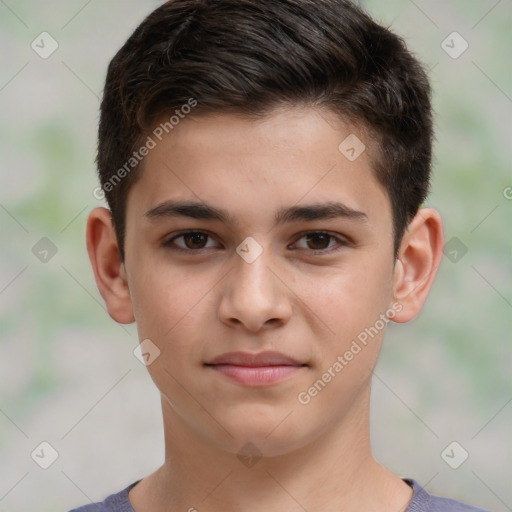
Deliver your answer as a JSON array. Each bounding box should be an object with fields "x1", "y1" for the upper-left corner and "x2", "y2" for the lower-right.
[
  {"x1": 235, "y1": 242, "x2": 273, "y2": 293},
  {"x1": 218, "y1": 236, "x2": 291, "y2": 330}
]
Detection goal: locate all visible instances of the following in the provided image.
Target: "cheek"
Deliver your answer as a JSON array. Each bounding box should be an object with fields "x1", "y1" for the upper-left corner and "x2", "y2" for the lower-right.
[
  {"x1": 129, "y1": 264, "x2": 217, "y2": 361},
  {"x1": 294, "y1": 260, "x2": 394, "y2": 343},
  {"x1": 293, "y1": 269, "x2": 392, "y2": 429}
]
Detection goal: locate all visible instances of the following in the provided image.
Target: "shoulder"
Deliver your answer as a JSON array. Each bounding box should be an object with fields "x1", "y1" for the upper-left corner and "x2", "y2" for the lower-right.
[
  {"x1": 405, "y1": 479, "x2": 493, "y2": 512},
  {"x1": 67, "y1": 481, "x2": 138, "y2": 512}
]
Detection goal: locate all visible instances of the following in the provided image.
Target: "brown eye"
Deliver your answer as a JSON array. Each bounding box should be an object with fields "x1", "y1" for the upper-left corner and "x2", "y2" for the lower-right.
[
  {"x1": 304, "y1": 233, "x2": 332, "y2": 250},
  {"x1": 293, "y1": 231, "x2": 347, "y2": 254},
  {"x1": 164, "y1": 231, "x2": 218, "y2": 252},
  {"x1": 182, "y1": 232, "x2": 209, "y2": 249}
]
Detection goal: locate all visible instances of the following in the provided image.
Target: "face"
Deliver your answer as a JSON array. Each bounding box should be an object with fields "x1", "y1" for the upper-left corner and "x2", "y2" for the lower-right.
[{"x1": 122, "y1": 107, "x2": 399, "y2": 457}]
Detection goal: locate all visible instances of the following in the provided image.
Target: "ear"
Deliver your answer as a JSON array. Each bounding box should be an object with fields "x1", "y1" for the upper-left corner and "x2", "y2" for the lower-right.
[
  {"x1": 86, "y1": 207, "x2": 135, "y2": 324},
  {"x1": 391, "y1": 208, "x2": 444, "y2": 323}
]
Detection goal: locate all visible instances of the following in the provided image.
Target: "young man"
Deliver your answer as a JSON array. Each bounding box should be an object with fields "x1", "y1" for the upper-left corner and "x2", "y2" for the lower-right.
[{"x1": 73, "y1": 0, "x2": 491, "y2": 510}]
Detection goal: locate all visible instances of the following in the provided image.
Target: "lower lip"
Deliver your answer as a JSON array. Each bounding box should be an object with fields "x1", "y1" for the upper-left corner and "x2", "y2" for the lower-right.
[{"x1": 207, "y1": 364, "x2": 304, "y2": 386}]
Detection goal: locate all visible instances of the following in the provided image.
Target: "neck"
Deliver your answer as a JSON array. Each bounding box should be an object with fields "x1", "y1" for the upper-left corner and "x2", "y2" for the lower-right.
[{"x1": 129, "y1": 384, "x2": 413, "y2": 512}]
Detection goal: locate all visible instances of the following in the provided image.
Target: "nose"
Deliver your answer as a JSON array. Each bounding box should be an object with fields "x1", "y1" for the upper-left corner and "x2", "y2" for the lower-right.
[{"x1": 218, "y1": 243, "x2": 293, "y2": 332}]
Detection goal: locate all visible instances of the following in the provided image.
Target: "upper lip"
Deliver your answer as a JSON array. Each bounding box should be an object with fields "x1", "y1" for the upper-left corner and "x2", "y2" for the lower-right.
[{"x1": 206, "y1": 351, "x2": 306, "y2": 367}]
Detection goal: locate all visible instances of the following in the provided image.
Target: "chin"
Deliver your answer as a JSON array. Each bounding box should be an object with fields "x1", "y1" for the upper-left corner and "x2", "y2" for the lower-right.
[{"x1": 208, "y1": 414, "x2": 316, "y2": 459}]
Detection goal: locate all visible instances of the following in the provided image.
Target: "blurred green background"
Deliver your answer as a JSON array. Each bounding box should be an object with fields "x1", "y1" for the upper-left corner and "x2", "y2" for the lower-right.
[{"x1": 0, "y1": 1, "x2": 510, "y2": 510}]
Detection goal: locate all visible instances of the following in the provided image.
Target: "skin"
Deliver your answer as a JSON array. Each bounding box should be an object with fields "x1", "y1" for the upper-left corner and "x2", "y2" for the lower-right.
[{"x1": 86, "y1": 106, "x2": 444, "y2": 511}]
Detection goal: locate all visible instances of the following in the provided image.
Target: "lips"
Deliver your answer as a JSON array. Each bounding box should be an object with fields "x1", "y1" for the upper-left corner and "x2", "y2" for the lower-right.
[
  {"x1": 205, "y1": 351, "x2": 307, "y2": 387},
  {"x1": 206, "y1": 351, "x2": 305, "y2": 367}
]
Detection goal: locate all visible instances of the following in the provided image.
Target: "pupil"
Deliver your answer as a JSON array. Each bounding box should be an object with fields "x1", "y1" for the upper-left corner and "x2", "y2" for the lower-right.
[
  {"x1": 185, "y1": 233, "x2": 206, "y2": 249},
  {"x1": 307, "y1": 233, "x2": 329, "y2": 250}
]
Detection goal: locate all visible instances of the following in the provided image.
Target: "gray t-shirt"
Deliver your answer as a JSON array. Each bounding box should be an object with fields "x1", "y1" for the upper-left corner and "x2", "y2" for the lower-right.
[{"x1": 69, "y1": 478, "x2": 493, "y2": 511}]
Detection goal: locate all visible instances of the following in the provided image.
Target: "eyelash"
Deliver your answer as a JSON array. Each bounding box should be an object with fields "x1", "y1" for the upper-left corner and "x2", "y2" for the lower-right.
[{"x1": 163, "y1": 230, "x2": 349, "y2": 255}]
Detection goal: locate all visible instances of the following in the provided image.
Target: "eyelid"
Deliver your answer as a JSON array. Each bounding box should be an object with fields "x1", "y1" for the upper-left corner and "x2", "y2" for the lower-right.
[
  {"x1": 290, "y1": 231, "x2": 350, "y2": 253},
  {"x1": 164, "y1": 230, "x2": 350, "y2": 254},
  {"x1": 165, "y1": 229, "x2": 220, "y2": 251}
]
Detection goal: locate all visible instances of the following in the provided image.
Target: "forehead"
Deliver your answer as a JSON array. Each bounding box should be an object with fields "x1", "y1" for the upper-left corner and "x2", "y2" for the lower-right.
[{"x1": 126, "y1": 106, "x2": 391, "y2": 232}]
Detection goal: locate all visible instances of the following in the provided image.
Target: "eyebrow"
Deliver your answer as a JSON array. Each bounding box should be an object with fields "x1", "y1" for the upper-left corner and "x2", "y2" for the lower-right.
[{"x1": 144, "y1": 200, "x2": 368, "y2": 226}]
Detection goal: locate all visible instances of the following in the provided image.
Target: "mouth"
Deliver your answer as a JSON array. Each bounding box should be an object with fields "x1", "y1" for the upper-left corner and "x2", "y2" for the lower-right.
[{"x1": 204, "y1": 351, "x2": 308, "y2": 387}]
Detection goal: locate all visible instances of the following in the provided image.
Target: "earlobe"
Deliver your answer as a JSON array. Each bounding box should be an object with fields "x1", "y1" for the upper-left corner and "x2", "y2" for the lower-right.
[
  {"x1": 391, "y1": 208, "x2": 444, "y2": 323},
  {"x1": 86, "y1": 207, "x2": 135, "y2": 324}
]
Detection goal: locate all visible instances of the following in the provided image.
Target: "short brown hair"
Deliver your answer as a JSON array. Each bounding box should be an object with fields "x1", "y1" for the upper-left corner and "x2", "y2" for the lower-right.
[{"x1": 97, "y1": 0, "x2": 433, "y2": 261}]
